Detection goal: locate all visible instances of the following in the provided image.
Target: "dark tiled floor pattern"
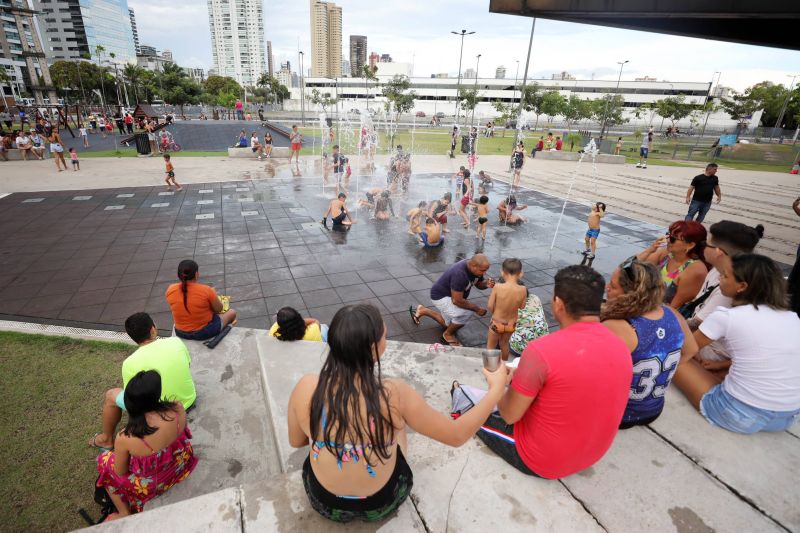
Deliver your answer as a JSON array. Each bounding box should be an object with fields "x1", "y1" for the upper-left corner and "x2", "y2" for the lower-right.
[{"x1": 0, "y1": 174, "x2": 666, "y2": 345}]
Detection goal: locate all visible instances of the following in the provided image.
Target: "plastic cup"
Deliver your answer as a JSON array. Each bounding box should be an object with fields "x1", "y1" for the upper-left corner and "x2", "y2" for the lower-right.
[{"x1": 482, "y1": 349, "x2": 502, "y2": 372}]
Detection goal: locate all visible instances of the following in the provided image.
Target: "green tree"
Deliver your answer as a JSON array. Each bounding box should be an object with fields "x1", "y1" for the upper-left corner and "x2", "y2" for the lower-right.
[
  {"x1": 745, "y1": 81, "x2": 791, "y2": 127},
  {"x1": 257, "y1": 73, "x2": 290, "y2": 108},
  {"x1": 521, "y1": 82, "x2": 544, "y2": 130},
  {"x1": 362, "y1": 64, "x2": 378, "y2": 110},
  {"x1": 492, "y1": 99, "x2": 513, "y2": 137},
  {"x1": 540, "y1": 91, "x2": 566, "y2": 126},
  {"x1": 381, "y1": 75, "x2": 416, "y2": 147},
  {"x1": 720, "y1": 91, "x2": 760, "y2": 127},
  {"x1": 660, "y1": 95, "x2": 694, "y2": 129},
  {"x1": 157, "y1": 62, "x2": 201, "y2": 117},
  {"x1": 561, "y1": 94, "x2": 583, "y2": 132},
  {"x1": 595, "y1": 94, "x2": 628, "y2": 132},
  {"x1": 203, "y1": 75, "x2": 242, "y2": 99},
  {"x1": 309, "y1": 88, "x2": 337, "y2": 114},
  {"x1": 122, "y1": 64, "x2": 145, "y2": 104},
  {"x1": 458, "y1": 87, "x2": 480, "y2": 125}
]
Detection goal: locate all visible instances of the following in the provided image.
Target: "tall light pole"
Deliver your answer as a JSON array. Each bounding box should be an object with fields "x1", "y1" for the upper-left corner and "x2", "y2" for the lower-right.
[
  {"x1": 471, "y1": 53, "x2": 481, "y2": 127},
  {"x1": 514, "y1": 18, "x2": 536, "y2": 145},
  {"x1": 451, "y1": 29, "x2": 474, "y2": 124},
  {"x1": 299, "y1": 51, "x2": 305, "y2": 126},
  {"x1": 512, "y1": 60, "x2": 520, "y2": 106},
  {"x1": 600, "y1": 59, "x2": 628, "y2": 139},
  {"x1": 775, "y1": 74, "x2": 799, "y2": 130}
]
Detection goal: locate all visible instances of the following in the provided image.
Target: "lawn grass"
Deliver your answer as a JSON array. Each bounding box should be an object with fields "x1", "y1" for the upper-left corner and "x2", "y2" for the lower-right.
[{"x1": 0, "y1": 332, "x2": 132, "y2": 531}]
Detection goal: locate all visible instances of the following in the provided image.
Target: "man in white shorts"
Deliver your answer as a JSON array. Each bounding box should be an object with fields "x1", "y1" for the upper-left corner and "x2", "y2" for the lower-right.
[{"x1": 411, "y1": 254, "x2": 495, "y2": 346}]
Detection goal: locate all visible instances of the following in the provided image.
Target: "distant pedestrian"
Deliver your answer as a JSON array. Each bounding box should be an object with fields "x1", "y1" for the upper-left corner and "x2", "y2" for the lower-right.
[
  {"x1": 614, "y1": 137, "x2": 623, "y2": 155},
  {"x1": 116, "y1": 115, "x2": 125, "y2": 135},
  {"x1": 449, "y1": 125, "x2": 459, "y2": 158},
  {"x1": 0, "y1": 109, "x2": 11, "y2": 129},
  {"x1": 48, "y1": 129, "x2": 67, "y2": 171},
  {"x1": 555, "y1": 136, "x2": 563, "y2": 151},
  {"x1": 98, "y1": 115, "x2": 106, "y2": 138},
  {"x1": 124, "y1": 113, "x2": 134, "y2": 134},
  {"x1": 289, "y1": 125, "x2": 302, "y2": 164},
  {"x1": 636, "y1": 133, "x2": 652, "y2": 168},
  {"x1": 511, "y1": 141, "x2": 525, "y2": 188},
  {"x1": 685, "y1": 163, "x2": 722, "y2": 223},
  {"x1": 69, "y1": 147, "x2": 80, "y2": 171},
  {"x1": 235, "y1": 99, "x2": 244, "y2": 120},
  {"x1": 80, "y1": 125, "x2": 89, "y2": 147}
]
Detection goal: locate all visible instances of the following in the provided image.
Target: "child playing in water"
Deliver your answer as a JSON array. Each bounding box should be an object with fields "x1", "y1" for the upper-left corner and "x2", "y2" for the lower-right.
[
  {"x1": 407, "y1": 200, "x2": 427, "y2": 234},
  {"x1": 454, "y1": 166, "x2": 465, "y2": 201},
  {"x1": 69, "y1": 147, "x2": 80, "y2": 171},
  {"x1": 473, "y1": 195, "x2": 490, "y2": 240},
  {"x1": 583, "y1": 202, "x2": 606, "y2": 259},
  {"x1": 487, "y1": 258, "x2": 528, "y2": 361},
  {"x1": 163, "y1": 154, "x2": 182, "y2": 191},
  {"x1": 418, "y1": 217, "x2": 443, "y2": 248}
]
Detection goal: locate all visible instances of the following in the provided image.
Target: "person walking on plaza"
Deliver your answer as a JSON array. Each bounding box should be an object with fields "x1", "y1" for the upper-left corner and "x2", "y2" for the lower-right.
[
  {"x1": 449, "y1": 125, "x2": 459, "y2": 158},
  {"x1": 636, "y1": 132, "x2": 652, "y2": 168},
  {"x1": 685, "y1": 163, "x2": 722, "y2": 223},
  {"x1": 235, "y1": 99, "x2": 244, "y2": 120},
  {"x1": 48, "y1": 129, "x2": 67, "y2": 171},
  {"x1": 124, "y1": 112, "x2": 134, "y2": 134},
  {"x1": 290, "y1": 125, "x2": 302, "y2": 164},
  {"x1": 410, "y1": 254, "x2": 496, "y2": 346}
]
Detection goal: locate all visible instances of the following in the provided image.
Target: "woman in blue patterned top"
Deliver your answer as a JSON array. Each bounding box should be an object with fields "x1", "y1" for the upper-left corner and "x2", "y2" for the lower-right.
[{"x1": 602, "y1": 257, "x2": 698, "y2": 428}]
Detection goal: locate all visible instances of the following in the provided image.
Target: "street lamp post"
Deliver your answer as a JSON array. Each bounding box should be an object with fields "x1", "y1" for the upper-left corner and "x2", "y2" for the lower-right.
[
  {"x1": 512, "y1": 60, "x2": 519, "y2": 106},
  {"x1": 692, "y1": 71, "x2": 721, "y2": 155},
  {"x1": 471, "y1": 53, "x2": 481, "y2": 128},
  {"x1": 451, "y1": 29, "x2": 474, "y2": 125},
  {"x1": 600, "y1": 60, "x2": 628, "y2": 140},
  {"x1": 299, "y1": 51, "x2": 305, "y2": 126},
  {"x1": 775, "y1": 74, "x2": 799, "y2": 130}
]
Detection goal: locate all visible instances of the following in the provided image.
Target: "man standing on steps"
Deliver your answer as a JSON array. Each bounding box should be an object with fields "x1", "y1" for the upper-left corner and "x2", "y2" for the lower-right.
[
  {"x1": 411, "y1": 254, "x2": 495, "y2": 346},
  {"x1": 685, "y1": 163, "x2": 722, "y2": 223}
]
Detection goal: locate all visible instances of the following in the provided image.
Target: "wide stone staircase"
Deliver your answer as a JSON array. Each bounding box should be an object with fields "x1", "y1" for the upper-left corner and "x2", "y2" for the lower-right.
[{"x1": 79, "y1": 327, "x2": 800, "y2": 532}]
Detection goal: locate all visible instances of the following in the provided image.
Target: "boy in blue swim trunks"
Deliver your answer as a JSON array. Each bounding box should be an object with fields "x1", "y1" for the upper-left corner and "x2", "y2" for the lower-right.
[
  {"x1": 418, "y1": 217, "x2": 444, "y2": 248},
  {"x1": 583, "y1": 202, "x2": 606, "y2": 259}
]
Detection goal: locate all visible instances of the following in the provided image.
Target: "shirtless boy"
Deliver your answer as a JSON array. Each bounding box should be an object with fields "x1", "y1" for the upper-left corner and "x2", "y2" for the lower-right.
[
  {"x1": 583, "y1": 202, "x2": 606, "y2": 259},
  {"x1": 321, "y1": 192, "x2": 354, "y2": 227},
  {"x1": 407, "y1": 200, "x2": 427, "y2": 234},
  {"x1": 473, "y1": 195, "x2": 490, "y2": 240},
  {"x1": 487, "y1": 258, "x2": 528, "y2": 361},
  {"x1": 358, "y1": 187, "x2": 385, "y2": 216},
  {"x1": 418, "y1": 217, "x2": 443, "y2": 248}
]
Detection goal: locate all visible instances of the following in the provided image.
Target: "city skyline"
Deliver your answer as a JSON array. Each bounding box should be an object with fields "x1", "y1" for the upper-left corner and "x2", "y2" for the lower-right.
[
  {"x1": 207, "y1": 0, "x2": 266, "y2": 86},
  {"x1": 127, "y1": 0, "x2": 799, "y2": 91}
]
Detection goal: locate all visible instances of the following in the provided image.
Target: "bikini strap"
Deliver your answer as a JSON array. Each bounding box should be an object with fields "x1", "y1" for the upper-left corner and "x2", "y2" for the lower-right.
[{"x1": 139, "y1": 436, "x2": 155, "y2": 452}]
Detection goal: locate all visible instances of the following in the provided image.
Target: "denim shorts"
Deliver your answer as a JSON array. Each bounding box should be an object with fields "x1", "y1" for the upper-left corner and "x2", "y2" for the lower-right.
[
  {"x1": 175, "y1": 314, "x2": 222, "y2": 341},
  {"x1": 700, "y1": 384, "x2": 800, "y2": 434}
]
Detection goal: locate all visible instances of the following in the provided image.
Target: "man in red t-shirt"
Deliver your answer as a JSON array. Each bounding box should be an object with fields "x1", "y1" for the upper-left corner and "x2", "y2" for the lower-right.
[{"x1": 478, "y1": 265, "x2": 632, "y2": 479}]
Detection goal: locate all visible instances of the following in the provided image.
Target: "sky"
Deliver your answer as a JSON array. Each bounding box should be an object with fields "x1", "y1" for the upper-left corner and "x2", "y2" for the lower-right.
[{"x1": 127, "y1": 0, "x2": 800, "y2": 91}]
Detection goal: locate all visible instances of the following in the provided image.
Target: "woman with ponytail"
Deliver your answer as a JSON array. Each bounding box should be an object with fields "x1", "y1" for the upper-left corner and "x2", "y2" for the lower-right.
[
  {"x1": 165, "y1": 259, "x2": 237, "y2": 340},
  {"x1": 601, "y1": 256, "x2": 697, "y2": 428},
  {"x1": 287, "y1": 304, "x2": 507, "y2": 522}
]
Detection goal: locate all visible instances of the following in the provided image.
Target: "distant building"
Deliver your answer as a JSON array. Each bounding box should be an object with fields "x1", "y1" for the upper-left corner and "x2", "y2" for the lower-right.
[
  {"x1": 129, "y1": 8, "x2": 140, "y2": 54},
  {"x1": 711, "y1": 85, "x2": 733, "y2": 99},
  {"x1": 432, "y1": 73, "x2": 449, "y2": 79},
  {"x1": 266, "y1": 40, "x2": 274, "y2": 76},
  {"x1": 277, "y1": 61, "x2": 293, "y2": 88},
  {"x1": 0, "y1": 0, "x2": 57, "y2": 103},
  {"x1": 374, "y1": 62, "x2": 411, "y2": 78},
  {"x1": 635, "y1": 76, "x2": 657, "y2": 82},
  {"x1": 495, "y1": 65, "x2": 506, "y2": 79},
  {"x1": 379, "y1": 53, "x2": 392, "y2": 63},
  {"x1": 207, "y1": 0, "x2": 266, "y2": 85},
  {"x1": 137, "y1": 54, "x2": 169, "y2": 73},
  {"x1": 310, "y1": 0, "x2": 342, "y2": 78},
  {"x1": 463, "y1": 68, "x2": 476, "y2": 79},
  {"x1": 349, "y1": 35, "x2": 366, "y2": 77},
  {"x1": 184, "y1": 67, "x2": 205, "y2": 82},
  {"x1": 139, "y1": 45, "x2": 157, "y2": 58},
  {"x1": 341, "y1": 59, "x2": 350, "y2": 77},
  {"x1": 161, "y1": 49, "x2": 173, "y2": 61},
  {"x1": 551, "y1": 71, "x2": 575, "y2": 80}
]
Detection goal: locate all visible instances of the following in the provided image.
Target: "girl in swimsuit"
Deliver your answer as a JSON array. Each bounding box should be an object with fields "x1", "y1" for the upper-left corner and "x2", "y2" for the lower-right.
[
  {"x1": 637, "y1": 220, "x2": 708, "y2": 309},
  {"x1": 429, "y1": 192, "x2": 452, "y2": 233},
  {"x1": 458, "y1": 170, "x2": 473, "y2": 228},
  {"x1": 287, "y1": 304, "x2": 507, "y2": 523}
]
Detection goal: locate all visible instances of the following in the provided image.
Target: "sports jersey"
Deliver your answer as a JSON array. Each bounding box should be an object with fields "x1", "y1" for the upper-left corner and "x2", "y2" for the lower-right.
[{"x1": 621, "y1": 307, "x2": 684, "y2": 424}]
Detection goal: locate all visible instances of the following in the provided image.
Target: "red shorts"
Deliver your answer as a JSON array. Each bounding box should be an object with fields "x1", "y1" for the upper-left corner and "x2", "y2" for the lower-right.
[
  {"x1": 291, "y1": 143, "x2": 301, "y2": 151},
  {"x1": 460, "y1": 195, "x2": 471, "y2": 207},
  {"x1": 436, "y1": 213, "x2": 447, "y2": 224}
]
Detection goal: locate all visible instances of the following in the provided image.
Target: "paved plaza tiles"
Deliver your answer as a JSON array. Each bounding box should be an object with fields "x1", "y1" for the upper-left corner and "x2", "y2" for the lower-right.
[{"x1": 0, "y1": 173, "x2": 666, "y2": 345}]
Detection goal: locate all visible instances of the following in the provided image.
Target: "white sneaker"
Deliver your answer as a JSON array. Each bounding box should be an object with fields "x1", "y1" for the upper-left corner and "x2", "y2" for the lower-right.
[
  {"x1": 635, "y1": 163, "x2": 642, "y2": 168},
  {"x1": 642, "y1": 163, "x2": 647, "y2": 169}
]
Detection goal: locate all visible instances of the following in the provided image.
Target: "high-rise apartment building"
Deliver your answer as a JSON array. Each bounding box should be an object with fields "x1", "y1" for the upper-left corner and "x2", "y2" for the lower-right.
[
  {"x1": 161, "y1": 49, "x2": 173, "y2": 61},
  {"x1": 207, "y1": 0, "x2": 266, "y2": 86},
  {"x1": 368, "y1": 51, "x2": 378, "y2": 69},
  {"x1": 379, "y1": 53, "x2": 391, "y2": 63},
  {"x1": 0, "y1": 0, "x2": 58, "y2": 103},
  {"x1": 349, "y1": 35, "x2": 366, "y2": 77},
  {"x1": 495, "y1": 65, "x2": 506, "y2": 79},
  {"x1": 309, "y1": 0, "x2": 341, "y2": 78},
  {"x1": 276, "y1": 60, "x2": 292, "y2": 88},
  {"x1": 32, "y1": 0, "x2": 137, "y2": 64},
  {"x1": 266, "y1": 40, "x2": 273, "y2": 76},
  {"x1": 139, "y1": 44, "x2": 157, "y2": 57},
  {"x1": 129, "y1": 7, "x2": 139, "y2": 54}
]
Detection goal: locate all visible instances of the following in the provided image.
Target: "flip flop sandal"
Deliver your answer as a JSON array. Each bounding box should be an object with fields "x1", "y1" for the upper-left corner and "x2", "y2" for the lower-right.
[
  {"x1": 408, "y1": 306, "x2": 421, "y2": 326},
  {"x1": 441, "y1": 335, "x2": 462, "y2": 347},
  {"x1": 103, "y1": 513, "x2": 120, "y2": 523},
  {"x1": 89, "y1": 433, "x2": 112, "y2": 452}
]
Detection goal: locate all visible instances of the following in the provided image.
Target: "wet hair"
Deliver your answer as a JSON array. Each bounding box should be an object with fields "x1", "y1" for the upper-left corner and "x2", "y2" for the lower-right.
[
  {"x1": 337, "y1": 192, "x2": 346, "y2": 199},
  {"x1": 554, "y1": 265, "x2": 605, "y2": 317},
  {"x1": 292, "y1": 124, "x2": 297, "y2": 129},
  {"x1": 502, "y1": 258, "x2": 522, "y2": 275},
  {"x1": 417, "y1": 200, "x2": 427, "y2": 208},
  {"x1": 618, "y1": 137, "x2": 622, "y2": 141},
  {"x1": 507, "y1": 195, "x2": 517, "y2": 208},
  {"x1": 556, "y1": 136, "x2": 561, "y2": 140},
  {"x1": 706, "y1": 162, "x2": 718, "y2": 170},
  {"x1": 122, "y1": 370, "x2": 177, "y2": 438},
  {"x1": 333, "y1": 144, "x2": 339, "y2": 150},
  {"x1": 709, "y1": 220, "x2": 763, "y2": 254},
  {"x1": 177, "y1": 259, "x2": 199, "y2": 312},
  {"x1": 668, "y1": 220, "x2": 706, "y2": 260},
  {"x1": 601, "y1": 260, "x2": 664, "y2": 320},
  {"x1": 730, "y1": 254, "x2": 787, "y2": 310},
  {"x1": 479, "y1": 195, "x2": 489, "y2": 204},
  {"x1": 309, "y1": 304, "x2": 394, "y2": 467},
  {"x1": 459, "y1": 166, "x2": 466, "y2": 171},
  {"x1": 463, "y1": 169, "x2": 470, "y2": 178},
  {"x1": 596, "y1": 202, "x2": 606, "y2": 211},
  {"x1": 380, "y1": 191, "x2": 390, "y2": 198},
  {"x1": 426, "y1": 217, "x2": 436, "y2": 224},
  {"x1": 442, "y1": 192, "x2": 452, "y2": 202},
  {"x1": 396, "y1": 145, "x2": 403, "y2": 150},
  {"x1": 251, "y1": 131, "x2": 257, "y2": 136},
  {"x1": 275, "y1": 307, "x2": 307, "y2": 341},
  {"x1": 163, "y1": 154, "x2": 170, "y2": 160},
  {"x1": 125, "y1": 312, "x2": 155, "y2": 344}
]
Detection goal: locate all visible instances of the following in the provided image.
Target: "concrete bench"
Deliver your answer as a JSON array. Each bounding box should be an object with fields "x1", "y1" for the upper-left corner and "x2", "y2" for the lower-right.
[
  {"x1": 535, "y1": 150, "x2": 625, "y2": 164},
  {"x1": 226, "y1": 146, "x2": 290, "y2": 159},
  {"x1": 2, "y1": 147, "x2": 49, "y2": 161}
]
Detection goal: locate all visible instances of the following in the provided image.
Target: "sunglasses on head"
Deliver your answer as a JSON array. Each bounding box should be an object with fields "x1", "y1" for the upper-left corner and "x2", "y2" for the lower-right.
[{"x1": 620, "y1": 255, "x2": 638, "y2": 281}]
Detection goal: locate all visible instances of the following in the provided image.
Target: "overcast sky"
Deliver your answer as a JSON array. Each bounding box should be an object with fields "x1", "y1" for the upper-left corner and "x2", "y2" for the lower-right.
[{"x1": 128, "y1": 0, "x2": 800, "y2": 91}]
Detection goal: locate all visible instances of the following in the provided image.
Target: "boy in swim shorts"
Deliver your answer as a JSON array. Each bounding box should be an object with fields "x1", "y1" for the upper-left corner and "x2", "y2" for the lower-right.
[
  {"x1": 418, "y1": 217, "x2": 444, "y2": 248},
  {"x1": 407, "y1": 200, "x2": 427, "y2": 234},
  {"x1": 163, "y1": 154, "x2": 182, "y2": 191},
  {"x1": 487, "y1": 258, "x2": 527, "y2": 361},
  {"x1": 473, "y1": 195, "x2": 490, "y2": 240},
  {"x1": 583, "y1": 202, "x2": 606, "y2": 259}
]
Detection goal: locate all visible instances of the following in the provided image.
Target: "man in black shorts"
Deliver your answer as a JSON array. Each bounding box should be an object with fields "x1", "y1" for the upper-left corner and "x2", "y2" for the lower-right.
[{"x1": 685, "y1": 163, "x2": 722, "y2": 223}]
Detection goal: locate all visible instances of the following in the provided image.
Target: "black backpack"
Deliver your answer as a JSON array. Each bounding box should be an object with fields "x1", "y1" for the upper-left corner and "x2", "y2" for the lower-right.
[
  {"x1": 678, "y1": 284, "x2": 719, "y2": 320},
  {"x1": 78, "y1": 474, "x2": 117, "y2": 526}
]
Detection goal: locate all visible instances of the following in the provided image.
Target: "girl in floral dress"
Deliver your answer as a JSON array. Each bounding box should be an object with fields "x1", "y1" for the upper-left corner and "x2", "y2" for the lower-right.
[{"x1": 96, "y1": 370, "x2": 198, "y2": 521}]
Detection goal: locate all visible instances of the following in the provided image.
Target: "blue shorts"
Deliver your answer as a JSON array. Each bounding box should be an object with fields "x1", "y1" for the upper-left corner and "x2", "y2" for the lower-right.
[
  {"x1": 639, "y1": 147, "x2": 649, "y2": 157},
  {"x1": 175, "y1": 314, "x2": 222, "y2": 341},
  {"x1": 585, "y1": 228, "x2": 600, "y2": 239},
  {"x1": 700, "y1": 384, "x2": 800, "y2": 434},
  {"x1": 115, "y1": 390, "x2": 126, "y2": 410},
  {"x1": 419, "y1": 231, "x2": 443, "y2": 248}
]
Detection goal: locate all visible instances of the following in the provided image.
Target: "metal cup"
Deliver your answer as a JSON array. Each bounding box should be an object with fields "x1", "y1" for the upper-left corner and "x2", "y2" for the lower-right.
[{"x1": 482, "y1": 349, "x2": 502, "y2": 372}]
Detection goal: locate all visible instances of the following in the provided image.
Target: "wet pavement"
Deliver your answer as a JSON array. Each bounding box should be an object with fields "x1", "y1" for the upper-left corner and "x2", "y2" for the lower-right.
[{"x1": 0, "y1": 171, "x2": 665, "y2": 346}]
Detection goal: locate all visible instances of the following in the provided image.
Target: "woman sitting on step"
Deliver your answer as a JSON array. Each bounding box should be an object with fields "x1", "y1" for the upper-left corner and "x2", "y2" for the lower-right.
[
  {"x1": 95, "y1": 370, "x2": 198, "y2": 521},
  {"x1": 166, "y1": 259, "x2": 237, "y2": 340},
  {"x1": 269, "y1": 307, "x2": 328, "y2": 342},
  {"x1": 287, "y1": 304, "x2": 507, "y2": 523}
]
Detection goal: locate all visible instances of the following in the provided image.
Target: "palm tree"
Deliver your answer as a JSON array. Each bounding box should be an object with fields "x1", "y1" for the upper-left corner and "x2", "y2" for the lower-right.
[
  {"x1": 95, "y1": 45, "x2": 106, "y2": 109},
  {"x1": 122, "y1": 64, "x2": 144, "y2": 104},
  {"x1": 362, "y1": 64, "x2": 378, "y2": 111}
]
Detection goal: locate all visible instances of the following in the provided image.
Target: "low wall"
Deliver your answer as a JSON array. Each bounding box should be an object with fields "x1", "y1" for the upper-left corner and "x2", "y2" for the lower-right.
[
  {"x1": 2, "y1": 148, "x2": 49, "y2": 161},
  {"x1": 227, "y1": 146, "x2": 290, "y2": 159},
  {"x1": 535, "y1": 150, "x2": 625, "y2": 164}
]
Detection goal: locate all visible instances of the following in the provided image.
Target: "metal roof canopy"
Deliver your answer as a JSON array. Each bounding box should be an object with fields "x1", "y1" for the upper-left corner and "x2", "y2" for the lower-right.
[{"x1": 489, "y1": 0, "x2": 800, "y2": 51}]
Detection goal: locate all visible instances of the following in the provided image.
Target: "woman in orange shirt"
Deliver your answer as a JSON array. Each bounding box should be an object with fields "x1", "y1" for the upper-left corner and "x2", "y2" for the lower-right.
[{"x1": 166, "y1": 260, "x2": 237, "y2": 340}]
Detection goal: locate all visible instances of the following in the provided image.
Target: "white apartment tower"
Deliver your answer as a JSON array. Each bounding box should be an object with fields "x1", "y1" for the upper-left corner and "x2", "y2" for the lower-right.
[
  {"x1": 207, "y1": 0, "x2": 266, "y2": 86},
  {"x1": 309, "y1": 0, "x2": 342, "y2": 78}
]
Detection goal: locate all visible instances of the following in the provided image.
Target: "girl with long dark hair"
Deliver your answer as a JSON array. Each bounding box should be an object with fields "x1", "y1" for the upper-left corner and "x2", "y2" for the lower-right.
[
  {"x1": 673, "y1": 254, "x2": 800, "y2": 433},
  {"x1": 287, "y1": 304, "x2": 507, "y2": 522},
  {"x1": 602, "y1": 257, "x2": 697, "y2": 428},
  {"x1": 269, "y1": 307, "x2": 328, "y2": 342},
  {"x1": 95, "y1": 370, "x2": 197, "y2": 520},
  {"x1": 165, "y1": 259, "x2": 237, "y2": 340}
]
